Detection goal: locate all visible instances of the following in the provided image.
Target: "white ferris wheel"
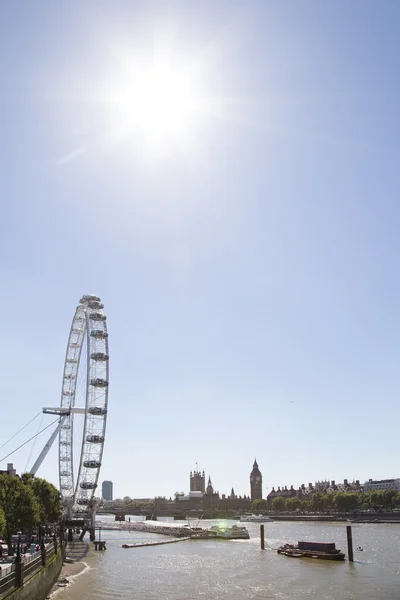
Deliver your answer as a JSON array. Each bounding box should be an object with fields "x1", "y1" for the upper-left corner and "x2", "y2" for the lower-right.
[{"x1": 30, "y1": 294, "x2": 109, "y2": 520}]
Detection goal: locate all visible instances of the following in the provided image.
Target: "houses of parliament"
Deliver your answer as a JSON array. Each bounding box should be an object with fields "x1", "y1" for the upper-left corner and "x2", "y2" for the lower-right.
[{"x1": 154, "y1": 460, "x2": 263, "y2": 514}]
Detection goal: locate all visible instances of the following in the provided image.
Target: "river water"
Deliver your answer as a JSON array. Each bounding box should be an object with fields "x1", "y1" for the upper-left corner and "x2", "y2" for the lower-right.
[{"x1": 57, "y1": 517, "x2": 400, "y2": 599}]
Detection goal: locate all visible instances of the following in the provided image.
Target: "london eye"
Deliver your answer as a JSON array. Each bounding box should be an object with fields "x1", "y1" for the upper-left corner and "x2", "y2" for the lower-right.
[
  {"x1": 1, "y1": 294, "x2": 109, "y2": 533},
  {"x1": 57, "y1": 294, "x2": 109, "y2": 519},
  {"x1": 26, "y1": 294, "x2": 110, "y2": 523}
]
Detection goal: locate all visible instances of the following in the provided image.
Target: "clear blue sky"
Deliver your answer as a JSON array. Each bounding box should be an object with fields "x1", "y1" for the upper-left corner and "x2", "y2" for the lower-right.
[{"x1": 1, "y1": 0, "x2": 400, "y2": 500}]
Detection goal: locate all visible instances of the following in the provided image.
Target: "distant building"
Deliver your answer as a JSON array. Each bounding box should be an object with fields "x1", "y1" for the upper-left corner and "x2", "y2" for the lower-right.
[
  {"x1": 0, "y1": 463, "x2": 17, "y2": 477},
  {"x1": 154, "y1": 496, "x2": 168, "y2": 512},
  {"x1": 218, "y1": 488, "x2": 251, "y2": 512},
  {"x1": 163, "y1": 463, "x2": 256, "y2": 515},
  {"x1": 203, "y1": 476, "x2": 220, "y2": 511},
  {"x1": 250, "y1": 459, "x2": 262, "y2": 501},
  {"x1": 314, "y1": 480, "x2": 330, "y2": 492},
  {"x1": 190, "y1": 469, "x2": 205, "y2": 493},
  {"x1": 267, "y1": 485, "x2": 297, "y2": 506},
  {"x1": 363, "y1": 478, "x2": 400, "y2": 492},
  {"x1": 267, "y1": 478, "x2": 364, "y2": 507},
  {"x1": 326, "y1": 479, "x2": 362, "y2": 493},
  {"x1": 102, "y1": 480, "x2": 113, "y2": 501}
]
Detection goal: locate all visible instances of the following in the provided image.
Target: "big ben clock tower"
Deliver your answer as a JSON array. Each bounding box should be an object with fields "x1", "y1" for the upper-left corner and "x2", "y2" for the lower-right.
[{"x1": 250, "y1": 459, "x2": 262, "y2": 501}]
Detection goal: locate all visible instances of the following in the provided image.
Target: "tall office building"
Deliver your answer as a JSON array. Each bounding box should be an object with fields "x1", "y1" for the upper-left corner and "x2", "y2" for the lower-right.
[{"x1": 102, "y1": 480, "x2": 113, "y2": 501}]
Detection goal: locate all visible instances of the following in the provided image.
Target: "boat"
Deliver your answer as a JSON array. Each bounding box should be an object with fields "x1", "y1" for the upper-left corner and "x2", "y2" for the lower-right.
[
  {"x1": 240, "y1": 514, "x2": 273, "y2": 523},
  {"x1": 277, "y1": 541, "x2": 345, "y2": 561},
  {"x1": 194, "y1": 524, "x2": 250, "y2": 540},
  {"x1": 208, "y1": 524, "x2": 250, "y2": 539}
]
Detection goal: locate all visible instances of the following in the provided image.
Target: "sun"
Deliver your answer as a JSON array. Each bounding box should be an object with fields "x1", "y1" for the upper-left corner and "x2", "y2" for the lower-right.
[
  {"x1": 55, "y1": 23, "x2": 237, "y2": 165},
  {"x1": 111, "y1": 62, "x2": 199, "y2": 150}
]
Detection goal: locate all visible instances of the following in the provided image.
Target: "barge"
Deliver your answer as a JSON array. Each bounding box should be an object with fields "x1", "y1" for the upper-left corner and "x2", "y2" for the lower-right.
[{"x1": 277, "y1": 541, "x2": 345, "y2": 561}]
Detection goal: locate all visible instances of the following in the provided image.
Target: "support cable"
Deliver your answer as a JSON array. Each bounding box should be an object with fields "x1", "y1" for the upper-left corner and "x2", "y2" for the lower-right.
[
  {"x1": 0, "y1": 412, "x2": 42, "y2": 451},
  {"x1": 0, "y1": 417, "x2": 60, "y2": 463}
]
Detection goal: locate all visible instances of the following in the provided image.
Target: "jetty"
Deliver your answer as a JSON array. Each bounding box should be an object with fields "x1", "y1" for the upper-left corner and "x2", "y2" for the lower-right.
[
  {"x1": 97, "y1": 520, "x2": 192, "y2": 537},
  {"x1": 97, "y1": 520, "x2": 250, "y2": 540},
  {"x1": 122, "y1": 537, "x2": 191, "y2": 548}
]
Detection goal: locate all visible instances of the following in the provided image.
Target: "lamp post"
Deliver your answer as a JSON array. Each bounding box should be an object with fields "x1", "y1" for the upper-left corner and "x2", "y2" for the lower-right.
[
  {"x1": 41, "y1": 535, "x2": 46, "y2": 566},
  {"x1": 15, "y1": 534, "x2": 23, "y2": 587}
]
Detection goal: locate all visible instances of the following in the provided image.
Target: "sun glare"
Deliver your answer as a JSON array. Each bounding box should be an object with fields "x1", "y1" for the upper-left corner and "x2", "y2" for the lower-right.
[{"x1": 113, "y1": 64, "x2": 198, "y2": 149}]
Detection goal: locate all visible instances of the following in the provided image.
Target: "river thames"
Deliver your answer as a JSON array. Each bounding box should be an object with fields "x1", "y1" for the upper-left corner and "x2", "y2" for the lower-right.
[{"x1": 55, "y1": 518, "x2": 400, "y2": 599}]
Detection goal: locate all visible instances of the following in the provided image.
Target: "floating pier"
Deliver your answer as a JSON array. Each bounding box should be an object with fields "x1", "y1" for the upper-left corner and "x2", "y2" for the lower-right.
[
  {"x1": 98, "y1": 519, "x2": 250, "y2": 541},
  {"x1": 97, "y1": 520, "x2": 192, "y2": 537},
  {"x1": 122, "y1": 537, "x2": 191, "y2": 548}
]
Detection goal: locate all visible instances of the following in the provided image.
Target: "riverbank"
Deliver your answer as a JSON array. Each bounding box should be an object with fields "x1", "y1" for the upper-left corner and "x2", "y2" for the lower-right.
[
  {"x1": 271, "y1": 513, "x2": 400, "y2": 524},
  {"x1": 48, "y1": 539, "x2": 91, "y2": 598}
]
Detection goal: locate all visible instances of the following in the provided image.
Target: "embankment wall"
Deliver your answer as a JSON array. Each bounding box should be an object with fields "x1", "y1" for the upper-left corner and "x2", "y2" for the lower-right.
[{"x1": 4, "y1": 548, "x2": 63, "y2": 600}]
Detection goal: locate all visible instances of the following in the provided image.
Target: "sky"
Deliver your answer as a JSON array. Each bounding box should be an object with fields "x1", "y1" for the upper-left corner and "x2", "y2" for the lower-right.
[{"x1": 1, "y1": 0, "x2": 400, "y2": 501}]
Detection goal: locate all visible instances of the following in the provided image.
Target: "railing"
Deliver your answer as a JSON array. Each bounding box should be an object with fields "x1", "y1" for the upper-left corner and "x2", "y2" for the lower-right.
[
  {"x1": 0, "y1": 539, "x2": 63, "y2": 599},
  {"x1": 0, "y1": 564, "x2": 15, "y2": 579},
  {"x1": 0, "y1": 570, "x2": 15, "y2": 598},
  {"x1": 22, "y1": 548, "x2": 42, "y2": 566}
]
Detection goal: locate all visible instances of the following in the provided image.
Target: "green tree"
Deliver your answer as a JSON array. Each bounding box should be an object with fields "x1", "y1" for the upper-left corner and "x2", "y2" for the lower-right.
[
  {"x1": 286, "y1": 497, "x2": 301, "y2": 512},
  {"x1": 26, "y1": 475, "x2": 62, "y2": 524},
  {"x1": 358, "y1": 492, "x2": 371, "y2": 510},
  {"x1": 370, "y1": 491, "x2": 380, "y2": 508},
  {"x1": 299, "y1": 500, "x2": 312, "y2": 512},
  {"x1": 272, "y1": 497, "x2": 286, "y2": 512},
  {"x1": 0, "y1": 475, "x2": 39, "y2": 555},
  {"x1": 0, "y1": 505, "x2": 5, "y2": 538},
  {"x1": 251, "y1": 499, "x2": 267, "y2": 513},
  {"x1": 321, "y1": 492, "x2": 335, "y2": 513},
  {"x1": 334, "y1": 492, "x2": 359, "y2": 513},
  {"x1": 311, "y1": 492, "x2": 323, "y2": 512},
  {"x1": 392, "y1": 493, "x2": 400, "y2": 507},
  {"x1": 382, "y1": 489, "x2": 397, "y2": 508}
]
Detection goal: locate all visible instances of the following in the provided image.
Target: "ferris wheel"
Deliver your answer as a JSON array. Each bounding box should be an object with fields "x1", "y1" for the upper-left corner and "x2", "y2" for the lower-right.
[{"x1": 57, "y1": 294, "x2": 109, "y2": 517}]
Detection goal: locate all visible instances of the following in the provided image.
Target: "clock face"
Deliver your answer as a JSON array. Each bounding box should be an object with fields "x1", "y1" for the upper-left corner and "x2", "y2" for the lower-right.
[
  {"x1": 256, "y1": 476, "x2": 260, "y2": 482},
  {"x1": 250, "y1": 476, "x2": 254, "y2": 482}
]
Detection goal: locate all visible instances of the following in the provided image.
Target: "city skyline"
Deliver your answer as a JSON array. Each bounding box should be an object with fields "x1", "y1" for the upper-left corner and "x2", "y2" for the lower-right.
[
  {"x1": 2, "y1": 1, "x2": 400, "y2": 499},
  {"x1": 100, "y1": 464, "x2": 395, "y2": 501},
  {"x1": 0, "y1": 437, "x2": 397, "y2": 500}
]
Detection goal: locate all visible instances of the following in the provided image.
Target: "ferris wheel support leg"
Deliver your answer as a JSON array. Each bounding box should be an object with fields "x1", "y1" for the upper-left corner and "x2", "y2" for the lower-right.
[
  {"x1": 64, "y1": 500, "x2": 74, "y2": 521},
  {"x1": 91, "y1": 508, "x2": 97, "y2": 530},
  {"x1": 29, "y1": 416, "x2": 68, "y2": 475}
]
